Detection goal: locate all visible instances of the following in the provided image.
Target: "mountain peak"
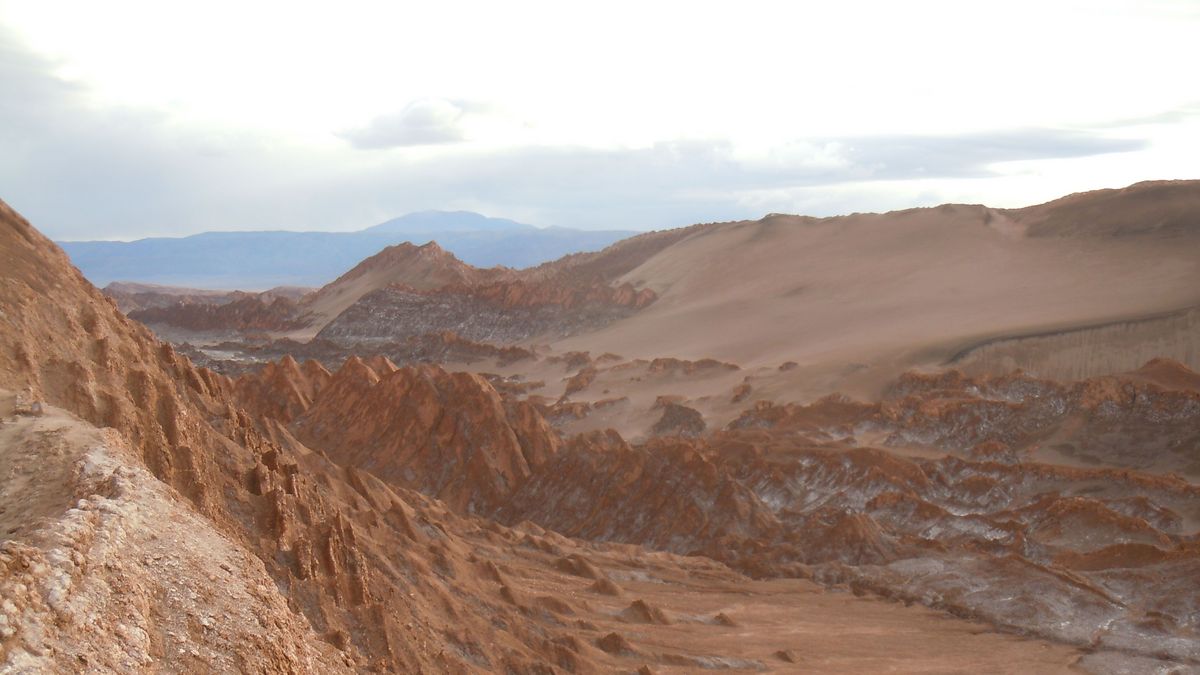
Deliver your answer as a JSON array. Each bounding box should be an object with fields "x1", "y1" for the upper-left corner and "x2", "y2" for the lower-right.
[
  {"x1": 363, "y1": 210, "x2": 535, "y2": 234},
  {"x1": 358, "y1": 239, "x2": 463, "y2": 274},
  {"x1": 293, "y1": 239, "x2": 512, "y2": 339}
]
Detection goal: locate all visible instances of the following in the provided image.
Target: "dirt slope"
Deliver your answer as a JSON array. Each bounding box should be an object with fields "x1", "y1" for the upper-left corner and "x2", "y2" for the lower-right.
[{"x1": 556, "y1": 181, "x2": 1200, "y2": 394}]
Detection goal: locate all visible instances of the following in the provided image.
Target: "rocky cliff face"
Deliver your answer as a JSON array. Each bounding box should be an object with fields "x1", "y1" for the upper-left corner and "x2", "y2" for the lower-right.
[
  {"x1": 235, "y1": 356, "x2": 561, "y2": 514},
  {"x1": 0, "y1": 400, "x2": 350, "y2": 672},
  {"x1": 130, "y1": 293, "x2": 306, "y2": 332},
  {"x1": 182, "y1": 330, "x2": 536, "y2": 376},
  {"x1": 732, "y1": 364, "x2": 1200, "y2": 475},
  {"x1": 231, "y1": 355, "x2": 332, "y2": 423},
  {"x1": 103, "y1": 282, "x2": 311, "y2": 314},
  {"x1": 103, "y1": 282, "x2": 239, "y2": 313},
  {"x1": 316, "y1": 282, "x2": 649, "y2": 344},
  {"x1": 296, "y1": 241, "x2": 508, "y2": 332}
]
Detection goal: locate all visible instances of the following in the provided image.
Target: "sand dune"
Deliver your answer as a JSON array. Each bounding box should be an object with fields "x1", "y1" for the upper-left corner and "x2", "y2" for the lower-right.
[
  {"x1": 949, "y1": 304, "x2": 1200, "y2": 380},
  {"x1": 556, "y1": 182, "x2": 1200, "y2": 395}
]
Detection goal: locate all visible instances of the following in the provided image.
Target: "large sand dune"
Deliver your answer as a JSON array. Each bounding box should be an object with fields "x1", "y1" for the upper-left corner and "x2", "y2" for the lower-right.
[{"x1": 557, "y1": 181, "x2": 1200, "y2": 394}]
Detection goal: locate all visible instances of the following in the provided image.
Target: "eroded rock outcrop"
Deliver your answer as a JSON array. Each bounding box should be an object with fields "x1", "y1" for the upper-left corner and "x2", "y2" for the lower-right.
[
  {"x1": 130, "y1": 294, "x2": 307, "y2": 332},
  {"x1": 531, "y1": 438, "x2": 1195, "y2": 658},
  {"x1": 236, "y1": 356, "x2": 562, "y2": 514},
  {"x1": 650, "y1": 402, "x2": 707, "y2": 437},
  {"x1": 732, "y1": 365, "x2": 1200, "y2": 476},
  {"x1": 316, "y1": 281, "x2": 650, "y2": 344},
  {"x1": 183, "y1": 330, "x2": 535, "y2": 376}
]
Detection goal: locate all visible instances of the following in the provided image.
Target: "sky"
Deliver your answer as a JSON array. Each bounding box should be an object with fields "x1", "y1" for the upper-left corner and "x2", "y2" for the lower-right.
[{"x1": 0, "y1": 0, "x2": 1197, "y2": 240}]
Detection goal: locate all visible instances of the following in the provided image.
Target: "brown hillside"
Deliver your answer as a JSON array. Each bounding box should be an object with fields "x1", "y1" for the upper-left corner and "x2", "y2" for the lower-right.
[{"x1": 555, "y1": 181, "x2": 1200, "y2": 394}]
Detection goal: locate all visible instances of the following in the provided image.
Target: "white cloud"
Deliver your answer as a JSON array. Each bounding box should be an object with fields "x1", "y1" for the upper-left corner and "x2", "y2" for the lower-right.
[
  {"x1": 0, "y1": 2, "x2": 1196, "y2": 238},
  {"x1": 339, "y1": 99, "x2": 468, "y2": 148}
]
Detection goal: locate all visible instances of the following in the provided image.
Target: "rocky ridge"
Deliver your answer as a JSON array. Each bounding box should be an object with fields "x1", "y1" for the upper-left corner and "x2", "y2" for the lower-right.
[
  {"x1": 179, "y1": 330, "x2": 535, "y2": 376},
  {"x1": 104, "y1": 282, "x2": 312, "y2": 313},
  {"x1": 130, "y1": 294, "x2": 307, "y2": 332}
]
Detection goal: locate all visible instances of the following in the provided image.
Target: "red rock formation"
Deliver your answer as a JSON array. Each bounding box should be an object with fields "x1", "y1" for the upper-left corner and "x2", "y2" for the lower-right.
[
  {"x1": 317, "y1": 240, "x2": 500, "y2": 294},
  {"x1": 646, "y1": 357, "x2": 739, "y2": 375},
  {"x1": 650, "y1": 402, "x2": 707, "y2": 437},
  {"x1": 130, "y1": 293, "x2": 306, "y2": 331},
  {"x1": 120, "y1": 220, "x2": 669, "y2": 344},
  {"x1": 490, "y1": 365, "x2": 1200, "y2": 661},
  {"x1": 232, "y1": 355, "x2": 331, "y2": 423},
  {"x1": 732, "y1": 366, "x2": 1200, "y2": 475},
  {"x1": 191, "y1": 330, "x2": 536, "y2": 376},
  {"x1": 103, "y1": 282, "x2": 241, "y2": 313},
  {"x1": 439, "y1": 278, "x2": 656, "y2": 311},
  {"x1": 236, "y1": 357, "x2": 561, "y2": 514},
  {"x1": 563, "y1": 365, "x2": 599, "y2": 396}
]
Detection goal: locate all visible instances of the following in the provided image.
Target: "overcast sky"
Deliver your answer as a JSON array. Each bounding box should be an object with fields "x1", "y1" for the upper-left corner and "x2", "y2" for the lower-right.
[{"x1": 1, "y1": 0, "x2": 1197, "y2": 240}]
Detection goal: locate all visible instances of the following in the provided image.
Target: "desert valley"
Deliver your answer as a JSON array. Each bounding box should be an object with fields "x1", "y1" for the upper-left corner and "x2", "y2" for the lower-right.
[{"x1": 1, "y1": 179, "x2": 1198, "y2": 673}]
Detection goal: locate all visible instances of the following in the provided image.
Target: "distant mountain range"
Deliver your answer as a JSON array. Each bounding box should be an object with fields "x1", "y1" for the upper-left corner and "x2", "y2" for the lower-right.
[{"x1": 58, "y1": 211, "x2": 637, "y2": 289}]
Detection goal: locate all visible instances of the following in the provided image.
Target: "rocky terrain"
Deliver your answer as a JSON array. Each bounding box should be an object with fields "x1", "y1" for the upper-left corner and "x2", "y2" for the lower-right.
[
  {"x1": 104, "y1": 282, "x2": 312, "y2": 314},
  {"x1": 119, "y1": 239, "x2": 662, "y2": 349},
  {"x1": 130, "y1": 294, "x2": 308, "y2": 333},
  {"x1": 316, "y1": 280, "x2": 651, "y2": 345},
  {"x1": 5, "y1": 181, "x2": 1200, "y2": 673},
  {"x1": 178, "y1": 331, "x2": 537, "y2": 376},
  {"x1": 227, "y1": 349, "x2": 1200, "y2": 670}
]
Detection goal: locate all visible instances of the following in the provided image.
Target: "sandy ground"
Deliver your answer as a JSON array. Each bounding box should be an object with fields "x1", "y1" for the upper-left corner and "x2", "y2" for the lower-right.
[
  {"x1": 552, "y1": 207, "x2": 1200, "y2": 399},
  {"x1": 482, "y1": 534, "x2": 1088, "y2": 674}
]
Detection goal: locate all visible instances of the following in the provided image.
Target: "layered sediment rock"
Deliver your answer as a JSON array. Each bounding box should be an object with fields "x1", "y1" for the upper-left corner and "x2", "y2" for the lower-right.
[
  {"x1": 282, "y1": 359, "x2": 561, "y2": 513},
  {"x1": 130, "y1": 294, "x2": 306, "y2": 332}
]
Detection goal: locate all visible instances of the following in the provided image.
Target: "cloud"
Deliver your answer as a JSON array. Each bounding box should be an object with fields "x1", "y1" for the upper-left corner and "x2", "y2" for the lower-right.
[
  {"x1": 0, "y1": 29, "x2": 208, "y2": 237},
  {"x1": 338, "y1": 99, "x2": 467, "y2": 149},
  {"x1": 1093, "y1": 102, "x2": 1200, "y2": 129},
  {"x1": 301, "y1": 130, "x2": 1146, "y2": 229},
  {"x1": 830, "y1": 129, "x2": 1148, "y2": 180},
  {"x1": 0, "y1": 27, "x2": 1166, "y2": 239}
]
